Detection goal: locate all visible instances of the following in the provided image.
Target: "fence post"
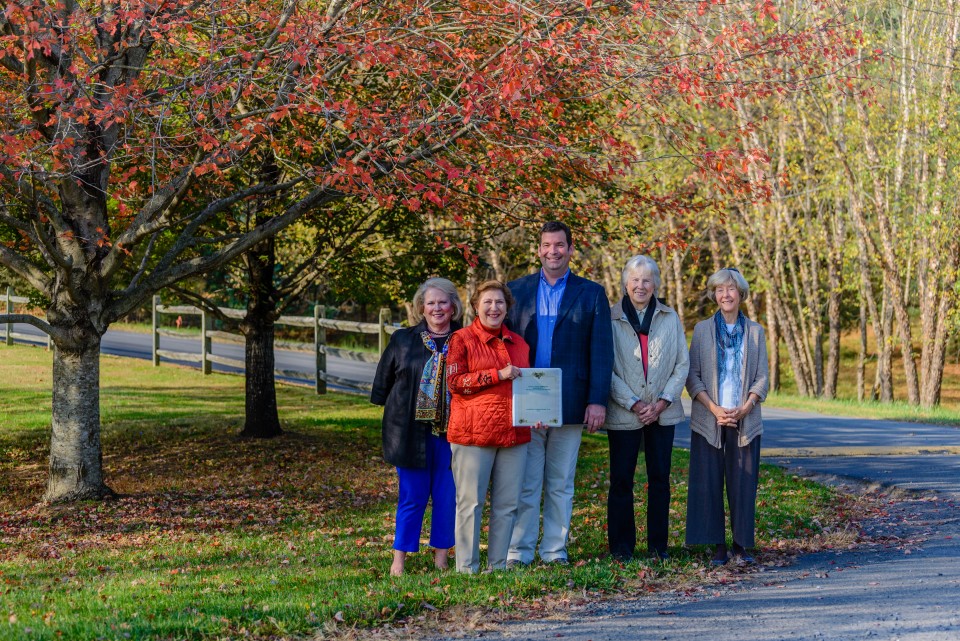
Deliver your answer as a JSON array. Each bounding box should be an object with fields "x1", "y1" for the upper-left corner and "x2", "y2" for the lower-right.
[
  {"x1": 6, "y1": 286, "x2": 14, "y2": 346},
  {"x1": 201, "y1": 306, "x2": 212, "y2": 375},
  {"x1": 315, "y1": 304, "x2": 327, "y2": 395},
  {"x1": 151, "y1": 295, "x2": 160, "y2": 366},
  {"x1": 378, "y1": 307, "x2": 390, "y2": 355}
]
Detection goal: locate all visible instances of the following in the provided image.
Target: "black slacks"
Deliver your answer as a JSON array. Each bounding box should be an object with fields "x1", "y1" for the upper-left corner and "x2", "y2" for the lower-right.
[
  {"x1": 685, "y1": 429, "x2": 761, "y2": 548},
  {"x1": 607, "y1": 423, "x2": 675, "y2": 557}
]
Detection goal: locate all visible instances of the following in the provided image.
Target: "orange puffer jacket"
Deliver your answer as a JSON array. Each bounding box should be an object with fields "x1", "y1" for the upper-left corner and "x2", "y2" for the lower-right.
[{"x1": 446, "y1": 321, "x2": 531, "y2": 448}]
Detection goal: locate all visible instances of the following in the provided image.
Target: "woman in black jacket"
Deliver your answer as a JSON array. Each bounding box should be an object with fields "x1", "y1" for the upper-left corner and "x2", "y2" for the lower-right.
[{"x1": 371, "y1": 278, "x2": 463, "y2": 575}]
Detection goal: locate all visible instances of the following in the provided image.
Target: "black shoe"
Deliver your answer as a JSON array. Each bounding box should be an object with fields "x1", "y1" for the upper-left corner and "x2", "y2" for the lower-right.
[
  {"x1": 710, "y1": 544, "x2": 728, "y2": 566},
  {"x1": 545, "y1": 557, "x2": 569, "y2": 566},
  {"x1": 731, "y1": 543, "x2": 755, "y2": 563},
  {"x1": 611, "y1": 552, "x2": 633, "y2": 563},
  {"x1": 648, "y1": 548, "x2": 669, "y2": 561},
  {"x1": 506, "y1": 559, "x2": 530, "y2": 569}
]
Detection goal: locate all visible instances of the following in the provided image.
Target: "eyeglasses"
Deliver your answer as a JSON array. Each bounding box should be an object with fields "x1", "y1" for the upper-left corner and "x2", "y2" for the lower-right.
[{"x1": 724, "y1": 267, "x2": 740, "y2": 273}]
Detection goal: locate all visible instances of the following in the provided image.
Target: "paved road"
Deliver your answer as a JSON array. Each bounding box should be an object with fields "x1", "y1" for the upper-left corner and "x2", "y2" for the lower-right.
[
  {"x1": 6, "y1": 322, "x2": 377, "y2": 391},
  {"x1": 436, "y1": 407, "x2": 960, "y2": 641}
]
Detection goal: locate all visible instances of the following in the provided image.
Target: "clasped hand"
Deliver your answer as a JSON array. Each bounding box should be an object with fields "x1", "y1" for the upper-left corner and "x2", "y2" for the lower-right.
[
  {"x1": 712, "y1": 402, "x2": 750, "y2": 427},
  {"x1": 631, "y1": 399, "x2": 665, "y2": 426}
]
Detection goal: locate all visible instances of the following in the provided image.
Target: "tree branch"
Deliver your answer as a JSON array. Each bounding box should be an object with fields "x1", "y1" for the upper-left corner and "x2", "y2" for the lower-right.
[
  {"x1": 0, "y1": 313, "x2": 57, "y2": 338},
  {"x1": 0, "y1": 244, "x2": 53, "y2": 295}
]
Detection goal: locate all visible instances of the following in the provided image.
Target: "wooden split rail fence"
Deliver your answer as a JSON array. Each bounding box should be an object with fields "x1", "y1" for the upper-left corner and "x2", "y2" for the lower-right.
[
  {"x1": 1, "y1": 287, "x2": 51, "y2": 349},
  {"x1": 151, "y1": 296, "x2": 397, "y2": 394}
]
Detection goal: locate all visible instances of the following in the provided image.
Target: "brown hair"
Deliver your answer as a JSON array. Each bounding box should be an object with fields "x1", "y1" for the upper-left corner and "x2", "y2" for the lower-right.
[
  {"x1": 540, "y1": 220, "x2": 572, "y2": 246},
  {"x1": 470, "y1": 280, "x2": 515, "y2": 313}
]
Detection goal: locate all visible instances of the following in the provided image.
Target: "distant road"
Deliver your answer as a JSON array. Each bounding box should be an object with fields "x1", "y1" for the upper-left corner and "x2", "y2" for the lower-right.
[{"x1": 6, "y1": 323, "x2": 378, "y2": 393}]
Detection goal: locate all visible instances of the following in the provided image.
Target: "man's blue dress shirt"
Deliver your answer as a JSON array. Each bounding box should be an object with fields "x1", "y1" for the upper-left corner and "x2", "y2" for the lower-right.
[{"x1": 534, "y1": 269, "x2": 569, "y2": 368}]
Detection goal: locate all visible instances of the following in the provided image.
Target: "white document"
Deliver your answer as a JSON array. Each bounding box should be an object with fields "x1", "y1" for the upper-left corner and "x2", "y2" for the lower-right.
[{"x1": 512, "y1": 367, "x2": 563, "y2": 427}]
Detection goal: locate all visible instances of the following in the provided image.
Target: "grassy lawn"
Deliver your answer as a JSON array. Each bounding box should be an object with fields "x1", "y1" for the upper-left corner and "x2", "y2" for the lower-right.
[
  {"x1": 763, "y1": 392, "x2": 960, "y2": 425},
  {"x1": 0, "y1": 343, "x2": 873, "y2": 640}
]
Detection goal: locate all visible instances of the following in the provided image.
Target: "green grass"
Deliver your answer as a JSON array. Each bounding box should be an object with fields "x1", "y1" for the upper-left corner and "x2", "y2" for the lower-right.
[
  {"x1": 114, "y1": 319, "x2": 202, "y2": 336},
  {"x1": 762, "y1": 392, "x2": 960, "y2": 425},
  {"x1": 0, "y1": 343, "x2": 862, "y2": 640}
]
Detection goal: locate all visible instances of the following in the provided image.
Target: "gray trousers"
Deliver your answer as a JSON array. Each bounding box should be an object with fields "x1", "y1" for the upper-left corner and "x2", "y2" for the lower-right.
[
  {"x1": 450, "y1": 442, "x2": 528, "y2": 573},
  {"x1": 685, "y1": 429, "x2": 761, "y2": 548}
]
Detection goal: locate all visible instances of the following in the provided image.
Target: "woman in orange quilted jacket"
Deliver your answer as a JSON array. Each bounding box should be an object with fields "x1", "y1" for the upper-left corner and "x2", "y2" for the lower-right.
[{"x1": 446, "y1": 280, "x2": 531, "y2": 573}]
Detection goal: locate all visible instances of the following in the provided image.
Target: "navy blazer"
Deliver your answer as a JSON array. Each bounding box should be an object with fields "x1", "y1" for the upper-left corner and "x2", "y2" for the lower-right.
[{"x1": 507, "y1": 272, "x2": 614, "y2": 424}]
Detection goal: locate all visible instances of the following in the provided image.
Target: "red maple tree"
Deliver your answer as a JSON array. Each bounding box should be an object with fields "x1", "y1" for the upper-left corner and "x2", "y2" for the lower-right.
[{"x1": 0, "y1": 0, "x2": 856, "y2": 501}]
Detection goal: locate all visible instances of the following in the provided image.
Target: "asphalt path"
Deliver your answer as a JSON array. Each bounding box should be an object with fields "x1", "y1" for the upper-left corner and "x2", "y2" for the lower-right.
[
  {"x1": 435, "y1": 406, "x2": 960, "y2": 641},
  {"x1": 6, "y1": 322, "x2": 376, "y2": 391}
]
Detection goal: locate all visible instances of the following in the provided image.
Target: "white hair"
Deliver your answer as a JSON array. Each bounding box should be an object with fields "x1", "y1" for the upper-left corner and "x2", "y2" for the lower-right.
[
  {"x1": 621, "y1": 255, "x2": 661, "y2": 295},
  {"x1": 706, "y1": 268, "x2": 750, "y2": 300}
]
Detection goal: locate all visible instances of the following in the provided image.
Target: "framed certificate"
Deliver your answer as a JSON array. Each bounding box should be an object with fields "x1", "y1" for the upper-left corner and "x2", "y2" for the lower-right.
[{"x1": 512, "y1": 368, "x2": 563, "y2": 427}]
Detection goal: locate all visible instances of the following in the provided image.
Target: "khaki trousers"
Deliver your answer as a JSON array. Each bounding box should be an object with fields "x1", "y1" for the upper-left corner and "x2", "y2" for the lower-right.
[
  {"x1": 450, "y1": 442, "x2": 529, "y2": 573},
  {"x1": 508, "y1": 424, "x2": 584, "y2": 563}
]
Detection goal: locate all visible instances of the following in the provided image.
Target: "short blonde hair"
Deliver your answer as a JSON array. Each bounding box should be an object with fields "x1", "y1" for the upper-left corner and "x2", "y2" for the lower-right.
[
  {"x1": 706, "y1": 268, "x2": 749, "y2": 300},
  {"x1": 411, "y1": 278, "x2": 464, "y2": 322},
  {"x1": 621, "y1": 255, "x2": 661, "y2": 296}
]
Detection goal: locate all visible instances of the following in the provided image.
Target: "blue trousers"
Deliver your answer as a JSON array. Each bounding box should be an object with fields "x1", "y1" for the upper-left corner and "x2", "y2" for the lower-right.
[{"x1": 394, "y1": 432, "x2": 456, "y2": 551}]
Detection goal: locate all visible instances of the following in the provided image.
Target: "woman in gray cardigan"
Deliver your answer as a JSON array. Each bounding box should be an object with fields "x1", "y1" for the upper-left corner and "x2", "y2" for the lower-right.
[
  {"x1": 685, "y1": 268, "x2": 768, "y2": 566},
  {"x1": 605, "y1": 255, "x2": 689, "y2": 561}
]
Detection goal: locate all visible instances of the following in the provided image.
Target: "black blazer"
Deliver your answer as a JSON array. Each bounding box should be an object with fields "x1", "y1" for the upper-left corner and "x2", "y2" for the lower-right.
[
  {"x1": 371, "y1": 320, "x2": 461, "y2": 468},
  {"x1": 507, "y1": 272, "x2": 613, "y2": 424}
]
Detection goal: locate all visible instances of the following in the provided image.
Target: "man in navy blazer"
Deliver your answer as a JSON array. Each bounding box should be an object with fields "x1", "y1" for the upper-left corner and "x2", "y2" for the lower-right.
[{"x1": 506, "y1": 221, "x2": 614, "y2": 565}]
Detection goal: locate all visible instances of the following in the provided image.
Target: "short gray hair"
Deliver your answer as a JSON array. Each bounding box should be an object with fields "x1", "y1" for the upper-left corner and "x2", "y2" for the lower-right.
[
  {"x1": 411, "y1": 278, "x2": 464, "y2": 322},
  {"x1": 621, "y1": 255, "x2": 661, "y2": 295},
  {"x1": 706, "y1": 268, "x2": 750, "y2": 300}
]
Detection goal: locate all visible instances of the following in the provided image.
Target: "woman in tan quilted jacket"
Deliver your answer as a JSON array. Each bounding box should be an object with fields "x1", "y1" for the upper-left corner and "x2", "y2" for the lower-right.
[
  {"x1": 685, "y1": 267, "x2": 769, "y2": 566},
  {"x1": 605, "y1": 255, "x2": 689, "y2": 562}
]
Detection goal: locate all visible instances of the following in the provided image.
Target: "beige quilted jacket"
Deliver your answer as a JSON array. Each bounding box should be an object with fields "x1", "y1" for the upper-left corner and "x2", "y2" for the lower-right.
[{"x1": 605, "y1": 300, "x2": 689, "y2": 430}]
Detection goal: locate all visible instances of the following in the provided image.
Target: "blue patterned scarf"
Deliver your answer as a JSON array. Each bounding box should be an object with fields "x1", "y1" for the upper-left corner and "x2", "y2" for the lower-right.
[
  {"x1": 415, "y1": 332, "x2": 451, "y2": 433},
  {"x1": 714, "y1": 310, "x2": 746, "y2": 405}
]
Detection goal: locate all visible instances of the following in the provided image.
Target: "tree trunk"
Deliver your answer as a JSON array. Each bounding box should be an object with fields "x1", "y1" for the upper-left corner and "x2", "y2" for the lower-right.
[
  {"x1": 240, "y1": 310, "x2": 283, "y2": 438},
  {"x1": 708, "y1": 222, "x2": 723, "y2": 274},
  {"x1": 600, "y1": 248, "x2": 619, "y2": 304},
  {"x1": 669, "y1": 246, "x2": 686, "y2": 329},
  {"x1": 823, "y1": 200, "x2": 844, "y2": 400},
  {"x1": 857, "y1": 291, "x2": 867, "y2": 402},
  {"x1": 240, "y1": 233, "x2": 283, "y2": 439},
  {"x1": 917, "y1": 0, "x2": 959, "y2": 407},
  {"x1": 658, "y1": 244, "x2": 671, "y2": 304},
  {"x1": 877, "y1": 289, "x2": 894, "y2": 402},
  {"x1": 44, "y1": 330, "x2": 114, "y2": 502},
  {"x1": 488, "y1": 247, "x2": 507, "y2": 282},
  {"x1": 765, "y1": 288, "x2": 780, "y2": 393}
]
